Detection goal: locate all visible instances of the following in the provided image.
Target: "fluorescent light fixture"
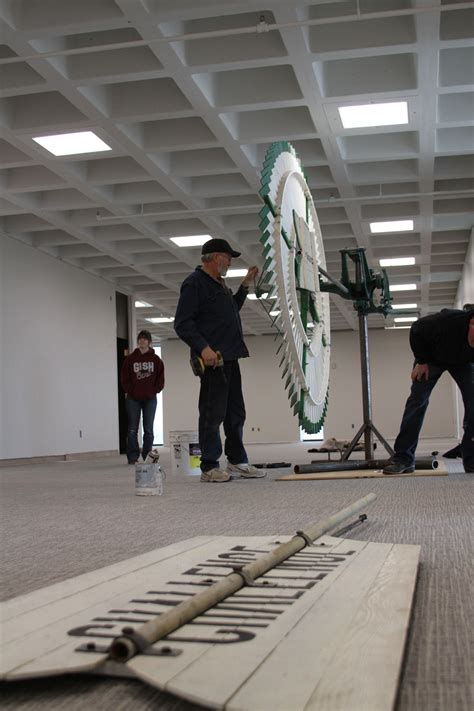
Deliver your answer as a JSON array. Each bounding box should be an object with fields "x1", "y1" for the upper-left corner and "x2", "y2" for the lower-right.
[
  {"x1": 392, "y1": 303, "x2": 418, "y2": 309},
  {"x1": 170, "y1": 235, "x2": 211, "y2": 247},
  {"x1": 135, "y1": 300, "x2": 152, "y2": 308},
  {"x1": 247, "y1": 293, "x2": 268, "y2": 300},
  {"x1": 394, "y1": 316, "x2": 417, "y2": 323},
  {"x1": 370, "y1": 220, "x2": 414, "y2": 234},
  {"x1": 385, "y1": 325, "x2": 411, "y2": 330},
  {"x1": 146, "y1": 317, "x2": 174, "y2": 323},
  {"x1": 338, "y1": 101, "x2": 408, "y2": 129},
  {"x1": 32, "y1": 131, "x2": 112, "y2": 156},
  {"x1": 269, "y1": 310, "x2": 281, "y2": 317},
  {"x1": 390, "y1": 284, "x2": 417, "y2": 292},
  {"x1": 226, "y1": 269, "x2": 248, "y2": 278},
  {"x1": 379, "y1": 257, "x2": 415, "y2": 267}
]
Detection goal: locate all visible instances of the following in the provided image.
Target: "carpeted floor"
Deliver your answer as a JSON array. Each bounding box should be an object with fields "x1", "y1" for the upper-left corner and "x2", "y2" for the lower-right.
[{"x1": 1, "y1": 441, "x2": 472, "y2": 710}]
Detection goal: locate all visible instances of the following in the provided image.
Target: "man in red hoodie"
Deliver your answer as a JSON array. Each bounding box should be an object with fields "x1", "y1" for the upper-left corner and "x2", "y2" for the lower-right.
[{"x1": 120, "y1": 330, "x2": 165, "y2": 464}]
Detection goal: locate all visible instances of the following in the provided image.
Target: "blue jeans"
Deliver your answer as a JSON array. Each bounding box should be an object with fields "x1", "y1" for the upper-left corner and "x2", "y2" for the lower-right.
[
  {"x1": 125, "y1": 397, "x2": 157, "y2": 463},
  {"x1": 393, "y1": 363, "x2": 473, "y2": 471},
  {"x1": 198, "y1": 361, "x2": 248, "y2": 472}
]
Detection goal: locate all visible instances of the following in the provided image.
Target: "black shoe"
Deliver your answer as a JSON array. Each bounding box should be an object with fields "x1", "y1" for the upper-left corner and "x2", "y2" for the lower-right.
[
  {"x1": 443, "y1": 444, "x2": 462, "y2": 459},
  {"x1": 383, "y1": 461, "x2": 415, "y2": 475},
  {"x1": 465, "y1": 467, "x2": 474, "y2": 473}
]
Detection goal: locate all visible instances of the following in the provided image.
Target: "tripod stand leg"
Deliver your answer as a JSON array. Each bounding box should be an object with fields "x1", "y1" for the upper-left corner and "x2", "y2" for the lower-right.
[
  {"x1": 341, "y1": 423, "x2": 366, "y2": 461},
  {"x1": 370, "y1": 423, "x2": 394, "y2": 457}
]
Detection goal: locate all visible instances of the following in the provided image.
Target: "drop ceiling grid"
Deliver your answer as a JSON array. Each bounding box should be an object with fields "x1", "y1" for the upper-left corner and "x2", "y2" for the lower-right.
[{"x1": 0, "y1": 0, "x2": 472, "y2": 338}]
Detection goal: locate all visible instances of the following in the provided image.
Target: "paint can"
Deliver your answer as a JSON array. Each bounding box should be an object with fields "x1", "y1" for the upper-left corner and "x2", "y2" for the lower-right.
[
  {"x1": 135, "y1": 462, "x2": 164, "y2": 496},
  {"x1": 169, "y1": 430, "x2": 201, "y2": 476}
]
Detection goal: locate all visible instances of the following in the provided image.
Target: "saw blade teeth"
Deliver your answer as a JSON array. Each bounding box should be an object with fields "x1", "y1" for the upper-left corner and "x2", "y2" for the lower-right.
[{"x1": 259, "y1": 141, "x2": 331, "y2": 435}]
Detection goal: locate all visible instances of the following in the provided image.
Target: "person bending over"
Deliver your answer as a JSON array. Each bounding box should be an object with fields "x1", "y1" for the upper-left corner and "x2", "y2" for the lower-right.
[
  {"x1": 174, "y1": 238, "x2": 266, "y2": 483},
  {"x1": 120, "y1": 330, "x2": 165, "y2": 464},
  {"x1": 383, "y1": 308, "x2": 474, "y2": 475}
]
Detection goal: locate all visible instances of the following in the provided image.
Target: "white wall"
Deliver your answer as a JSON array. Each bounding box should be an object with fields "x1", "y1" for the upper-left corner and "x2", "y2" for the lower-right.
[
  {"x1": 161, "y1": 335, "x2": 298, "y2": 444},
  {"x1": 0, "y1": 236, "x2": 119, "y2": 459},
  {"x1": 161, "y1": 326, "x2": 457, "y2": 445},
  {"x1": 324, "y1": 327, "x2": 457, "y2": 440}
]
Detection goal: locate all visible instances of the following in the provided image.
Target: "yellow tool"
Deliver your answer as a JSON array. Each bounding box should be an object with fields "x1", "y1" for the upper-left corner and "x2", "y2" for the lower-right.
[{"x1": 190, "y1": 351, "x2": 223, "y2": 376}]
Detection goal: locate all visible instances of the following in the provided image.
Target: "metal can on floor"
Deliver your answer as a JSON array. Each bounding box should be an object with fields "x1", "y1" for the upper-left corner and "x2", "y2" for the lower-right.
[{"x1": 135, "y1": 463, "x2": 164, "y2": 496}]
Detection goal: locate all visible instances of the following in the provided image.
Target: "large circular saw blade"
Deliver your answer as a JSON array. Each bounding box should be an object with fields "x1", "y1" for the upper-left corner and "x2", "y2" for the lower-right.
[{"x1": 259, "y1": 141, "x2": 330, "y2": 434}]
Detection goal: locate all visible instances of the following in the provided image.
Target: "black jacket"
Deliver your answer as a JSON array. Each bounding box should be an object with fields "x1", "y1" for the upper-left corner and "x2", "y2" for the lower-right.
[
  {"x1": 174, "y1": 266, "x2": 250, "y2": 361},
  {"x1": 410, "y1": 309, "x2": 474, "y2": 365}
]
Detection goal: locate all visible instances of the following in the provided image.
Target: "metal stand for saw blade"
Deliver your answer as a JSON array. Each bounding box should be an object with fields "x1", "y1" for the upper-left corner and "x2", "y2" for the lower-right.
[{"x1": 316, "y1": 249, "x2": 395, "y2": 470}]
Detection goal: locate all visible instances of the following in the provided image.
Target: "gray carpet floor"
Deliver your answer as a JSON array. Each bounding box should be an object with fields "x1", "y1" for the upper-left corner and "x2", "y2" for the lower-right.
[{"x1": 1, "y1": 441, "x2": 472, "y2": 710}]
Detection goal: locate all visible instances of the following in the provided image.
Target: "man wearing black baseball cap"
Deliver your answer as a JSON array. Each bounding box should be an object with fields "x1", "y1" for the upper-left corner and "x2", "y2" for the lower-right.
[{"x1": 174, "y1": 238, "x2": 266, "y2": 482}]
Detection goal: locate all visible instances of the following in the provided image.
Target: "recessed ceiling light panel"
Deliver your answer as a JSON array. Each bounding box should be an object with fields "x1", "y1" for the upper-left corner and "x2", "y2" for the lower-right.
[
  {"x1": 390, "y1": 284, "x2": 417, "y2": 292},
  {"x1": 146, "y1": 317, "x2": 174, "y2": 323},
  {"x1": 170, "y1": 235, "x2": 212, "y2": 247},
  {"x1": 370, "y1": 220, "x2": 414, "y2": 234},
  {"x1": 32, "y1": 131, "x2": 112, "y2": 156},
  {"x1": 379, "y1": 257, "x2": 416, "y2": 267},
  {"x1": 338, "y1": 101, "x2": 408, "y2": 129},
  {"x1": 226, "y1": 269, "x2": 248, "y2": 278}
]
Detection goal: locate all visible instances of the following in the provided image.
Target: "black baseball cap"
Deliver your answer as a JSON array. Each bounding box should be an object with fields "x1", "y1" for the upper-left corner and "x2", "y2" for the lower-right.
[{"x1": 201, "y1": 238, "x2": 240, "y2": 258}]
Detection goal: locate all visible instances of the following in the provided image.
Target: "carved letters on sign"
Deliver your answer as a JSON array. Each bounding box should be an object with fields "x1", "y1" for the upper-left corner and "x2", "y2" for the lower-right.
[{"x1": 68, "y1": 545, "x2": 355, "y2": 646}]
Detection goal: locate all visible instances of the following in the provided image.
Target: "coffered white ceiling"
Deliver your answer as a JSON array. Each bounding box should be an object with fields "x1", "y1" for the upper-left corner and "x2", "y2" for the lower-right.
[{"x1": 1, "y1": 0, "x2": 473, "y2": 339}]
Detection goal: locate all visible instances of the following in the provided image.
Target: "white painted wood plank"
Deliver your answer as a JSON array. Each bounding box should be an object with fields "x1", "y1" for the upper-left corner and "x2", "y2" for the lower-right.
[
  {"x1": 304, "y1": 544, "x2": 420, "y2": 711},
  {"x1": 161, "y1": 539, "x2": 369, "y2": 709},
  {"x1": 226, "y1": 541, "x2": 395, "y2": 711},
  {"x1": 1, "y1": 536, "x2": 214, "y2": 621},
  {"x1": 1, "y1": 536, "x2": 264, "y2": 677},
  {"x1": 1, "y1": 537, "x2": 217, "y2": 644}
]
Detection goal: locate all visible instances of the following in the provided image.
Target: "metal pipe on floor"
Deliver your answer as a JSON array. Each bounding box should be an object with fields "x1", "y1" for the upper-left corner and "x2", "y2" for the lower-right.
[{"x1": 294, "y1": 458, "x2": 438, "y2": 474}]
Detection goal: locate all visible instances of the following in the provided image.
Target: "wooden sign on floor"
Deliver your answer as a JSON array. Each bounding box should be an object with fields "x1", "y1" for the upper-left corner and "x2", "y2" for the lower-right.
[{"x1": 1, "y1": 534, "x2": 420, "y2": 710}]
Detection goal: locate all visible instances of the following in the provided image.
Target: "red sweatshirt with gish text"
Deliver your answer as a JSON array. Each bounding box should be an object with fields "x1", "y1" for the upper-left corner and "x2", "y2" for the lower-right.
[{"x1": 120, "y1": 347, "x2": 165, "y2": 401}]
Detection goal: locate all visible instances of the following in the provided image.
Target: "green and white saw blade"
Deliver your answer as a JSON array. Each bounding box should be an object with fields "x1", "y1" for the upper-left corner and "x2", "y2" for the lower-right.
[{"x1": 259, "y1": 141, "x2": 330, "y2": 434}]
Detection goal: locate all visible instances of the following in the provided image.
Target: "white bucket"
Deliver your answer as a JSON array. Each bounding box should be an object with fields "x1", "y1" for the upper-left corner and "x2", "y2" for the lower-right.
[
  {"x1": 169, "y1": 430, "x2": 201, "y2": 476},
  {"x1": 135, "y1": 463, "x2": 164, "y2": 496}
]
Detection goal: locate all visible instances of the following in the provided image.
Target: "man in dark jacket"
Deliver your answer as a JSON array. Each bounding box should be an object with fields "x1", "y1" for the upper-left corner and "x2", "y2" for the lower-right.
[
  {"x1": 383, "y1": 308, "x2": 474, "y2": 474},
  {"x1": 120, "y1": 330, "x2": 165, "y2": 464},
  {"x1": 174, "y1": 238, "x2": 266, "y2": 483}
]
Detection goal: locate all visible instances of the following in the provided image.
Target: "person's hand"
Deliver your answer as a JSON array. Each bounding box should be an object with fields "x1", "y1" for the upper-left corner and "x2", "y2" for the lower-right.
[
  {"x1": 411, "y1": 363, "x2": 429, "y2": 382},
  {"x1": 242, "y1": 266, "x2": 259, "y2": 288},
  {"x1": 201, "y1": 346, "x2": 219, "y2": 368}
]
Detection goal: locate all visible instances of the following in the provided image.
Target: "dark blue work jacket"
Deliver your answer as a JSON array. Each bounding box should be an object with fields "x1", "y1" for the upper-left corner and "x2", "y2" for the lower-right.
[{"x1": 174, "y1": 266, "x2": 250, "y2": 361}]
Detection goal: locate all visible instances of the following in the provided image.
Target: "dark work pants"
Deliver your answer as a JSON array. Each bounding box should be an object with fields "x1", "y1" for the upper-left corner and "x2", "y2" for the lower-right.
[
  {"x1": 198, "y1": 360, "x2": 248, "y2": 472},
  {"x1": 393, "y1": 363, "x2": 473, "y2": 471},
  {"x1": 125, "y1": 396, "x2": 157, "y2": 463}
]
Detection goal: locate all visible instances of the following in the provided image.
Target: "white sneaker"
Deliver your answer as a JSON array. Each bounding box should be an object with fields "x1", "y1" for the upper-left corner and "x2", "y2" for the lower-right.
[
  {"x1": 200, "y1": 468, "x2": 232, "y2": 483},
  {"x1": 226, "y1": 462, "x2": 267, "y2": 479}
]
